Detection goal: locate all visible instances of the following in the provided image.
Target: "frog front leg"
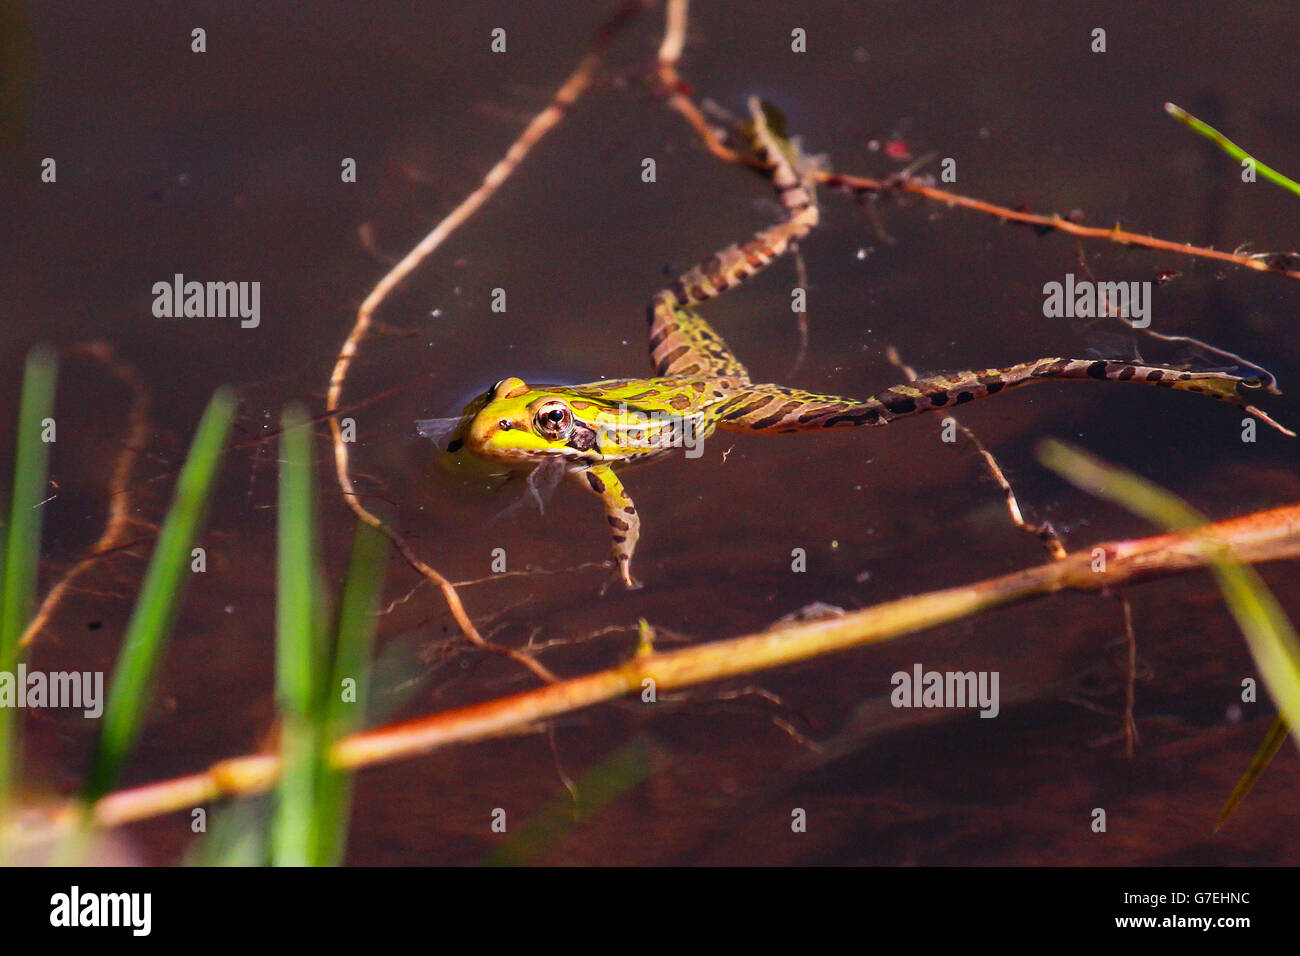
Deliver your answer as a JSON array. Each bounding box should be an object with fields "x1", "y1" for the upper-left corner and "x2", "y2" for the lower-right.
[{"x1": 573, "y1": 463, "x2": 642, "y2": 590}]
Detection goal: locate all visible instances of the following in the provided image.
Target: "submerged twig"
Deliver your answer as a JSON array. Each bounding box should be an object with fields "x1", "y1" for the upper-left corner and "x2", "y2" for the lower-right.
[
  {"x1": 324, "y1": 1, "x2": 647, "y2": 685},
  {"x1": 1116, "y1": 592, "x2": 1139, "y2": 758},
  {"x1": 786, "y1": 245, "x2": 812, "y2": 378},
  {"x1": 886, "y1": 345, "x2": 1066, "y2": 560},
  {"x1": 20, "y1": 343, "x2": 152, "y2": 650},
  {"x1": 823, "y1": 173, "x2": 1300, "y2": 281},
  {"x1": 656, "y1": 2, "x2": 1300, "y2": 282}
]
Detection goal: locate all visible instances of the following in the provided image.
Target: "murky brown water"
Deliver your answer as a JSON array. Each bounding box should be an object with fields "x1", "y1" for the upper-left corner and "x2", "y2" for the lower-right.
[{"x1": 4, "y1": 0, "x2": 1298, "y2": 864}]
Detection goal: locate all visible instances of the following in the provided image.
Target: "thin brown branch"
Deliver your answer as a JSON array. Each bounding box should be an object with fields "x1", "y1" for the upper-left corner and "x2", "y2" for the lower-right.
[
  {"x1": 823, "y1": 173, "x2": 1300, "y2": 281},
  {"x1": 1117, "y1": 592, "x2": 1139, "y2": 758},
  {"x1": 886, "y1": 345, "x2": 1067, "y2": 560},
  {"x1": 655, "y1": 0, "x2": 1300, "y2": 283},
  {"x1": 324, "y1": 1, "x2": 647, "y2": 686},
  {"x1": 786, "y1": 244, "x2": 812, "y2": 378}
]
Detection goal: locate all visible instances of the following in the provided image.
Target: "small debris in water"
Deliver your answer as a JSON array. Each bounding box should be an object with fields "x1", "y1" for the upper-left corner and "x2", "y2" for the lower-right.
[{"x1": 773, "y1": 602, "x2": 847, "y2": 627}]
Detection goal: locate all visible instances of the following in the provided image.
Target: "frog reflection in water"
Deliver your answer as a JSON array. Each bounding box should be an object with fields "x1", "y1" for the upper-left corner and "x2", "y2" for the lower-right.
[{"x1": 420, "y1": 99, "x2": 1288, "y2": 589}]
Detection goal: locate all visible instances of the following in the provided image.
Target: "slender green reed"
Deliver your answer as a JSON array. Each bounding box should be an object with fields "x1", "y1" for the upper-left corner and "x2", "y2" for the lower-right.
[
  {"x1": 1165, "y1": 102, "x2": 1300, "y2": 198},
  {"x1": 272, "y1": 404, "x2": 387, "y2": 865},
  {"x1": 482, "y1": 738, "x2": 653, "y2": 866},
  {"x1": 0, "y1": 345, "x2": 58, "y2": 839},
  {"x1": 271, "y1": 403, "x2": 324, "y2": 865},
  {"x1": 316, "y1": 520, "x2": 388, "y2": 865},
  {"x1": 83, "y1": 387, "x2": 237, "y2": 803}
]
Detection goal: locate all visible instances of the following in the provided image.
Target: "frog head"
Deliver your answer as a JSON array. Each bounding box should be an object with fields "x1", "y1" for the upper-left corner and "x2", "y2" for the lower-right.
[{"x1": 451, "y1": 377, "x2": 601, "y2": 466}]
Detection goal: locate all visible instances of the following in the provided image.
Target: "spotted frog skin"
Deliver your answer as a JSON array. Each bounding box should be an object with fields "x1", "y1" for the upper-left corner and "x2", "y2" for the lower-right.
[{"x1": 422, "y1": 99, "x2": 1285, "y2": 589}]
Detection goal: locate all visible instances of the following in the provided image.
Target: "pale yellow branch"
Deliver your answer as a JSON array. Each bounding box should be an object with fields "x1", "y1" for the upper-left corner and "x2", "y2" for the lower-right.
[{"x1": 658, "y1": 0, "x2": 688, "y2": 65}]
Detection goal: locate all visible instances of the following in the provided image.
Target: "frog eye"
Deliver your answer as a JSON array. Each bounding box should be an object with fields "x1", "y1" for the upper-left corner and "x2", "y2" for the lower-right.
[
  {"x1": 533, "y1": 402, "x2": 574, "y2": 440},
  {"x1": 491, "y1": 378, "x2": 532, "y2": 400}
]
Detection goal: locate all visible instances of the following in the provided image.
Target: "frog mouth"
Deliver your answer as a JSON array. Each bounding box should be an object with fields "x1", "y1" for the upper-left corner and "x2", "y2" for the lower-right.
[{"x1": 565, "y1": 422, "x2": 598, "y2": 452}]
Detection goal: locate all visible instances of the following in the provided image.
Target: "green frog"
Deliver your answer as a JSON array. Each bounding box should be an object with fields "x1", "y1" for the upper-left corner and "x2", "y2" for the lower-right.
[{"x1": 421, "y1": 99, "x2": 1287, "y2": 589}]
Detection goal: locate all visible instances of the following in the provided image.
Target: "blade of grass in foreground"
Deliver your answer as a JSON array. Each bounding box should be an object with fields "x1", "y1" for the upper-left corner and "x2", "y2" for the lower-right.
[
  {"x1": 187, "y1": 518, "x2": 387, "y2": 867},
  {"x1": 314, "y1": 520, "x2": 388, "y2": 866},
  {"x1": 1165, "y1": 102, "x2": 1300, "y2": 199},
  {"x1": 0, "y1": 345, "x2": 58, "y2": 849},
  {"x1": 1216, "y1": 714, "x2": 1289, "y2": 830},
  {"x1": 185, "y1": 520, "x2": 384, "y2": 868},
  {"x1": 272, "y1": 403, "x2": 321, "y2": 865},
  {"x1": 1038, "y1": 438, "x2": 1300, "y2": 823},
  {"x1": 82, "y1": 387, "x2": 237, "y2": 805},
  {"x1": 482, "y1": 738, "x2": 654, "y2": 867},
  {"x1": 272, "y1": 402, "x2": 336, "y2": 866},
  {"x1": 181, "y1": 795, "x2": 271, "y2": 866},
  {"x1": 0, "y1": 346, "x2": 57, "y2": 668}
]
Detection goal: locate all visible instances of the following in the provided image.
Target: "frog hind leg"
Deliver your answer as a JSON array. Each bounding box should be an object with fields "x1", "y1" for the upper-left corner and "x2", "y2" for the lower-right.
[
  {"x1": 647, "y1": 97, "x2": 819, "y2": 383},
  {"x1": 573, "y1": 463, "x2": 643, "y2": 589},
  {"x1": 715, "y1": 358, "x2": 1291, "y2": 434}
]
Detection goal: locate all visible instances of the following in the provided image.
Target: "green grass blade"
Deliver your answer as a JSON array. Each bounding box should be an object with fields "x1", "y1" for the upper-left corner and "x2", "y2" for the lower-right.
[
  {"x1": 273, "y1": 403, "x2": 320, "y2": 716},
  {"x1": 1165, "y1": 102, "x2": 1300, "y2": 198},
  {"x1": 0, "y1": 345, "x2": 57, "y2": 667},
  {"x1": 0, "y1": 345, "x2": 57, "y2": 849},
  {"x1": 1038, "y1": 439, "x2": 1300, "y2": 759},
  {"x1": 328, "y1": 522, "x2": 388, "y2": 736},
  {"x1": 83, "y1": 386, "x2": 237, "y2": 804},
  {"x1": 182, "y1": 796, "x2": 271, "y2": 867},
  {"x1": 482, "y1": 738, "x2": 654, "y2": 867},
  {"x1": 313, "y1": 520, "x2": 388, "y2": 866},
  {"x1": 1216, "y1": 714, "x2": 1289, "y2": 831},
  {"x1": 271, "y1": 402, "x2": 327, "y2": 866}
]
